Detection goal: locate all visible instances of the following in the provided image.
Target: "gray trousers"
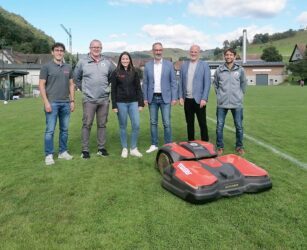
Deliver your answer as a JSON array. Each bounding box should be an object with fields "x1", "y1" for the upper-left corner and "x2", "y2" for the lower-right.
[{"x1": 82, "y1": 100, "x2": 109, "y2": 152}]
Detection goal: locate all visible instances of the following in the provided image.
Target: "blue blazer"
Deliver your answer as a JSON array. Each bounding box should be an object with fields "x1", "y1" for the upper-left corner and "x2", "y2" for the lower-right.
[
  {"x1": 142, "y1": 59, "x2": 178, "y2": 104},
  {"x1": 179, "y1": 60, "x2": 211, "y2": 104}
]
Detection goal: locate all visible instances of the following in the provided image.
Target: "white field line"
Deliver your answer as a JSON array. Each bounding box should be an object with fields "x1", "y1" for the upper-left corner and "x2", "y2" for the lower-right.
[{"x1": 207, "y1": 117, "x2": 307, "y2": 170}]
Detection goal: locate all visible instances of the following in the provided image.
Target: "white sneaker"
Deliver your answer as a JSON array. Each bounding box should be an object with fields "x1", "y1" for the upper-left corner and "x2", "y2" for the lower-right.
[
  {"x1": 146, "y1": 145, "x2": 158, "y2": 153},
  {"x1": 130, "y1": 148, "x2": 143, "y2": 157},
  {"x1": 58, "y1": 151, "x2": 73, "y2": 160},
  {"x1": 121, "y1": 148, "x2": 128, "y2": 158},
  {"x1": 45, "y1": 154, "x2": 55, "y2": 165}
]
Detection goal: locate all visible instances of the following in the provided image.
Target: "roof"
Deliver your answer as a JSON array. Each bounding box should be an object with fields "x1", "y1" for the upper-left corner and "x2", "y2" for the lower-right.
[
  {"x1": 0, "y1": 70, "x2": 29, "y2": 78},
  {"x1": 289, "y1": 44, "x2": 306, "y2": 62},
  {"x1": 207, "y1": 60, "x2": 284, "y2": 67},
  {"x1": 175, "y1": 60, "x2": 284, "y2": 69},
  {"x1": 241, "y1": 60, "x2": 285, "y2": 67},
  {"x1": 13, "y1": 52, "x2": 53, "y2": 64},
  {"x1": 1, "y1": 49, "x2": 53, "y2": 64},
  {"x1": 236, "y1": 54, "x2": 262, "y2": 60},
  {"x1": 296, "y1": 44, "x2": 306, "y2": 55},
  {"x1": 0, "y1": 63, "x2": 42, "y2": 70}
]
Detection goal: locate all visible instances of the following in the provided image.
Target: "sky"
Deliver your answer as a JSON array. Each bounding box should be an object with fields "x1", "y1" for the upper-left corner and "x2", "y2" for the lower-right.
[{"x1": 0, "y1": 0, "x2": 307, "y2": 53}]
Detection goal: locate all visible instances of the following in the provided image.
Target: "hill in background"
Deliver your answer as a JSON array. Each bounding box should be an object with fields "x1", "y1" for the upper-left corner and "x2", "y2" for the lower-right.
[
  {"x1": 103, "y1": 48, "x2": 214, "y2": 62},
  {"x1": 243, "y1": 30, "x2": 307, "y2": 62},
  {"x1": 0, "y1": 7, "x2": 54, "y2": 53}
]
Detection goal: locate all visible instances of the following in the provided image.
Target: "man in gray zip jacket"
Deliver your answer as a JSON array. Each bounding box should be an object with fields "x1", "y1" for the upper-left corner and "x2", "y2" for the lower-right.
[
  {"x1": 213, "y1": 48, "x2": 247, "y2": 155},
  {"x1": 74, "y1": 39, "x2": 115, "y2": 159}
]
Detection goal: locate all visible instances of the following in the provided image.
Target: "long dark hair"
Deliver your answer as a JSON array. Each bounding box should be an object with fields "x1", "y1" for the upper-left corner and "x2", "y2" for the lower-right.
[{"x1": 116, "y1": 51, "x2": 135, "y2": 71}]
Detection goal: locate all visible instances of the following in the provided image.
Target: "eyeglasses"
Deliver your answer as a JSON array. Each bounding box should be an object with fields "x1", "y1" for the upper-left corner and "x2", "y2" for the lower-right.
[
  {"x1": 54, "y1": 49, "x2": 64, "y2": 52},
  {"x1": 90, "y1": 47, "x2": 102, "y2": 49}
]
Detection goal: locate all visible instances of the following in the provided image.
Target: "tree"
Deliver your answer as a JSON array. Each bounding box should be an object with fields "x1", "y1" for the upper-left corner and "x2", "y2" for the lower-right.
[
  {"x1": 178, "y1": 56, "x2": 189, "y2": 61},
  {"x1": 261, "y1": 46, "x2": 283, "y2": 62},
  {"x1": 223, "y1": 40, "x2": 230, "y2": 49},
  {"x1": 64, "y1": 53, "x2": 78, "y2": 69},
  {"x1": 287, "y1": 51, "x2": 307, "y2": 80},
  {"x1": 135, "y1": 67, "x2": 143, "y2": 80},
  {"x1": 32, "y1": 39, "x2": 50, "y2": 53},
  {"x1": 213, "y1": 47, "x2": 223, "y2": 59},
  {"x1": 252, "y1": 33, "x2": 269, "y2": 44}
]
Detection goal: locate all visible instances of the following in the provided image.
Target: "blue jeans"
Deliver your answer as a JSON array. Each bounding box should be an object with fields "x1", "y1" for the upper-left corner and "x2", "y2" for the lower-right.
[
  {"x1": 149, "y1": 95, "x2": 172, "y2": 146},
  {"x1": 216, "y1": 107, "x2": 243, "y2": 149},
  {"x1": 117, "y1": 102, "x2": 140, "y2": 149},
  {"x1": 44, "y1": 102, "x2": 71, "y2": 155}
]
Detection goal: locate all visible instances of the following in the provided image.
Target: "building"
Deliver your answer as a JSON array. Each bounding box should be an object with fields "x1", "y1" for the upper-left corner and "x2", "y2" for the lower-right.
[
  {"x1": 0, "y1": 49, "x2": 52, "y2": 87},
  {"x1": 289, "y1": 44, "x2": 306, "y2": 62},
  {"x1": 241, "y1": 61, "x2": 286, "y2": 85},
  {"x1": 0, "y1": 63, "x2": 42, "y2": 87},
  {"x1": 0, "y1": 49, "x2": 52, "y2": 65},
  {"x1": 0, "y1": 70, "x2": 28, "y2": 100},
  {"x1": 174, "y1": 60, "x2": 286, "y2": 86}
]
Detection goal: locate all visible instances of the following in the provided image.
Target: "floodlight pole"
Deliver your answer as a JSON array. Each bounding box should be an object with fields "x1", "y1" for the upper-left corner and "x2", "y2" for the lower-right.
[{"x1": 60, "y1": 24, "x2": 72, "y2": 54}]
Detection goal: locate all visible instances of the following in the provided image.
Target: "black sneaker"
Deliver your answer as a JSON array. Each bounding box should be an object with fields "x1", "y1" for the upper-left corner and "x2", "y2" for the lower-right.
[
  {"x1": 81, "y1": 151, "x2": 90, "y2": 159},
  {"x1": 97, "y1": 148, "x2": 109, "y2": 157}
]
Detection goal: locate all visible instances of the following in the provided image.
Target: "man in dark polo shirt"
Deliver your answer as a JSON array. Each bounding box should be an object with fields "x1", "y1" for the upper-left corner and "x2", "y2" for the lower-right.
[{"x1": 39, "y1": 42, "x2": 75, "y2": 165}]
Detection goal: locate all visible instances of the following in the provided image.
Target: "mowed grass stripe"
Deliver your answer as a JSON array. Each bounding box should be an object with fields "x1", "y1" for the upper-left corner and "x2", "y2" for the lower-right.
[{"x1": 207, "y1": 116, "x2": 307, "y2": 169}]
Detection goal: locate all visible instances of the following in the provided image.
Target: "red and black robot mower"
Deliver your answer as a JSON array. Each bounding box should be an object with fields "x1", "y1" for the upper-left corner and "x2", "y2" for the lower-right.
[{"x1": 155, "y1": 141, "x2": 272, "y2": 203}]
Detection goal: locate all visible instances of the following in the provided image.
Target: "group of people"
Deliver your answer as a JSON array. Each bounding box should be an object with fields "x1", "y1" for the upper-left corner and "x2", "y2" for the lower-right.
[{"x1": 39, "y1": 40, "x2": 246, "y2": 166}]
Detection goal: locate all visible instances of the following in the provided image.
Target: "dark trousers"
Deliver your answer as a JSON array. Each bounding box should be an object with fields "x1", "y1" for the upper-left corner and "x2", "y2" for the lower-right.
[
  {"x1": 82, "y1": 100, "x2": 109, "y2": 152},
  {"x1": 184, "y1": 98, "x2": 209, "y2": 141}
]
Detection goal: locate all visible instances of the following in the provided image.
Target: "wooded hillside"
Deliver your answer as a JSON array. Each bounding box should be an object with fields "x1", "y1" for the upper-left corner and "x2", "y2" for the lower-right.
[{"x1": 0, "y1": 7, "x2": 54, "y2": 53}]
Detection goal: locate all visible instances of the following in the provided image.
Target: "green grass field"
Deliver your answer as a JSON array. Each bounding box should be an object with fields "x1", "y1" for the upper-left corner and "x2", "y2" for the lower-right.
[{"x1": 0, "y1": 86, "x2": 306, "y2": 249}]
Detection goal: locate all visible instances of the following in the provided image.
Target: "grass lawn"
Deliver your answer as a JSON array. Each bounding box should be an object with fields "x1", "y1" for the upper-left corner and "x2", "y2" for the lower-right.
[{"x1": 0, "y1": 86, "x2": 306, "y2": 249}]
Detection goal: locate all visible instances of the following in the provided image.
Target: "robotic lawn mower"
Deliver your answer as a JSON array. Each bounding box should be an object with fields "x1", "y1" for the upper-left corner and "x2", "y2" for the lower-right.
[{"x1": 156, "y1": 140, "x2": 272, "y2": 203}]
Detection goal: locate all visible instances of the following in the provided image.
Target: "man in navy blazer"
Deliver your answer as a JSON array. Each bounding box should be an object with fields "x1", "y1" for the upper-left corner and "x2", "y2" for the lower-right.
[
  {"x1": 143, "y1": 42, "x2": 178, "y2": 153},
  {"x1": 179, "y1": 44, "x2": 211, "y2": 141}
]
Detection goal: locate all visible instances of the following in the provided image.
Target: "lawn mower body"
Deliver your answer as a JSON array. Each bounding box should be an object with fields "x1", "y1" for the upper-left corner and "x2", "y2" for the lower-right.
[{"x1": 156, "y1": 141, "x2": 272, "y2": 203}]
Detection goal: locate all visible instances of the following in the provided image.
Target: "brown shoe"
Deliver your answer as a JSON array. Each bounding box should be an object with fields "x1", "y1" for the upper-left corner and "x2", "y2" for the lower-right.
[
  {"x1": 236, "y1": 148, "x2": 245, "y2": 155},
  {"x1": 217, "y1": 148, "x2": 224, "y2": 156}
]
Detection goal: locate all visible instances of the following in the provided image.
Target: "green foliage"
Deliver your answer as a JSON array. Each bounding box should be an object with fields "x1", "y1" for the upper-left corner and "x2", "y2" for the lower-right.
[
  {"x1": 261, "y1": 46, "x2": 283, "y2": 61},
  {"x1": 178, "y1": 56, "x2": 189, "y2": 61},
  {"x1": 214, "y1": 47, "x2": 223, "y2": 59},
  {"x1": 230, "y1": 35, "x2": 244, "y2": 49},
  {"x1": 212, "y1": 30, "x2": 307, "y2": 63},
  {"x1": 223, "y1": 40, "x2": 230, "y2": 49},
  {"x1": 0, "y1": 87, "x2": 306, "y2": 249},
  {"x1": 130, "y1": 52, "x2": 151, "y2": 59},
  {"x1": 270, "y1": 29, "x2": 296, "y2": 42},
  {"x1": 0, "y1": 7, "x2": 54, "y2": 53},
  {"x1": 287, "y1": 51, "x2": 307, "y2": 80},
  {"x1": 64, "y1": 53, "x2": 78, "y2": 69},
  {"x1": 252, "y1": 29, "x2": 296, "y2": 45},
  {"x1": 32, "y1": 39, "x2": 51, "y2": 53},
  {"x1": 253, "y1": 33, "x2": 270, "y2": 44},
  {"x1": 135, "y1": 67, "x2": 143, "y2": 79}
]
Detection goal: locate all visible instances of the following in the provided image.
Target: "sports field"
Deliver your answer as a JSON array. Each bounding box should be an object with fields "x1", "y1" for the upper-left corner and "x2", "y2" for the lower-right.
[{"x1": 0, "y1": 86, "x2": 306, "y2": 249}]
